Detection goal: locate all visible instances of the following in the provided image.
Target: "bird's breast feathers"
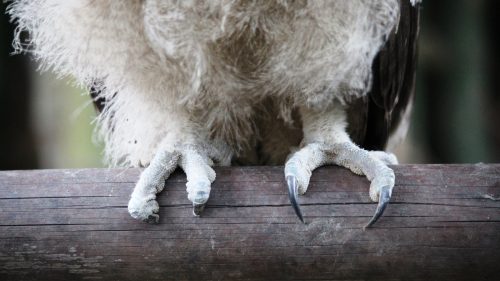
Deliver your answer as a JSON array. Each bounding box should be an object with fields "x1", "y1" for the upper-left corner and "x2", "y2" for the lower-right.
[
  {"x1": 143, "y1": 0, "x2": 401, "y2": 107},
  {"x1": 8, "y1": 0, "x2": 409, "y2": 165},
  {"x1": 10, "y1": 0, "x2": 400, "y2": 106}
]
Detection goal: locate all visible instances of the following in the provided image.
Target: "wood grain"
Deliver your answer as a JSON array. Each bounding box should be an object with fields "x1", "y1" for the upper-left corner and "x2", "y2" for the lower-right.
[{"x1": 0, "y1": 165, "x2": 499, "y2": 280}]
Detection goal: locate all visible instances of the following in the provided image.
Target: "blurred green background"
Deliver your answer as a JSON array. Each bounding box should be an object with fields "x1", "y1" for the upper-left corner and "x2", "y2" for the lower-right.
[{"x1": 0, "y1": 1, "x2": 499, "y2": 170}]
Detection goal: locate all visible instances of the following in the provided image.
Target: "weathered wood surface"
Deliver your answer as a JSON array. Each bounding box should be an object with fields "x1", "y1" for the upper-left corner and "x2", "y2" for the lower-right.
[{"x1": 0, "y1": 164, "x2": 499, "y2": 281}]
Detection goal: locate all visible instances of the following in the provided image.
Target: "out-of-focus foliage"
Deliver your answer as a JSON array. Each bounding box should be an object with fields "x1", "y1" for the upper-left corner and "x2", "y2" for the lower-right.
[
  {"x1": 31, "y1": 74, "x2": 103, "y2": 168},
  {"x1": 0, "y1": 2, "x2": 37, "y2": 170}
]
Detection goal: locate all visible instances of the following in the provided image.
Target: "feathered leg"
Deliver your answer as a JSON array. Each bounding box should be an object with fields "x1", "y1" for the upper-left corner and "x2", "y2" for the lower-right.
[{"x1": 284, "y1": 104, "x2": 398, "y2": 227}]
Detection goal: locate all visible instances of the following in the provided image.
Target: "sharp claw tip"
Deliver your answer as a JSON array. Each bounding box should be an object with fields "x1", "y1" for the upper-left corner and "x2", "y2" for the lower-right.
[
  {"x1": 286, "y1": 175, "x2": 305, "y2": 223},
  {"x1": 364, "y1": 220, "x2": 375, "y2": 230},
  {"x1": 144, "y1": 214, "x2": 159, "y2": 224},
  {"x1": 193, "y1": 203, "x2": 206, "y2": 216},
  {"x1": 365, "y1": 186, "x2": 392, "y2": 228}
]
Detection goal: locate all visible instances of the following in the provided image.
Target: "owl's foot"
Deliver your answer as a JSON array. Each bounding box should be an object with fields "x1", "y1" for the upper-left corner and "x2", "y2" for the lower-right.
[
  {"x1": 128, "y1": 145, "x2": 216, "y2": 223},
  {"x1": 284, "y1": 142, "x2": 397, "y2": 227}
]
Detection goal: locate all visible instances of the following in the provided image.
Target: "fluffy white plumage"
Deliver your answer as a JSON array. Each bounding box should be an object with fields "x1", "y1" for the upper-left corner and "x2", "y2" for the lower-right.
[
  {"x1": 9, "y1": 0, "x2": 399, "y2": 165},
  {"x1": 8, "y1": 0, "x2": 415, "y2": 224}
]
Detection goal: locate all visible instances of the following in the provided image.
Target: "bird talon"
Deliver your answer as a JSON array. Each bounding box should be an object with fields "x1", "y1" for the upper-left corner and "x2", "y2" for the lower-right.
[
  {"x1": 193, "y1": 203, "x2": 206, "y2": 216},
  {"x1": 286, "y1": 175, "x2": 305, "y2": 223},
  {"x1": 364, "y1": 185, "x2": 392, "y2": 229},
  {"x1": 144, "y1": 214, "x2": 160, "y2": 224}
]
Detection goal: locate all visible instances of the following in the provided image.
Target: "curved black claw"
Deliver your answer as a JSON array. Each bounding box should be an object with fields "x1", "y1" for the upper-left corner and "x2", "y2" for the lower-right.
[
  {"x1": 143, "y1": 214, "x2": 159, "y2": 224},
  {"x1": 193, "y1": 203, "x2": 206, "y2": 216},
  {"x1": 286, "y1": 176, "x2": 305, "y2": 223},
  {"x1": 364, "y1": 185, "x2": 392, "y2": 229}
]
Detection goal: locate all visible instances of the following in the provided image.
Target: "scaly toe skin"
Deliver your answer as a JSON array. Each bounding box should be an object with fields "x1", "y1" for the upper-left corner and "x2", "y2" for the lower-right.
[
  {"x1": 368, "y1": 167, "x2": 395, "y2": 202},
  {"x1": 181, "y1": 148, "x2": 216, "y2": 217},
  {"x1": 191, "y1": 190, "x2": 209, "y2": 216},
  {"x1": 369, "y1": 151, "x2": 399, "y2": 165},
  {"x1": 128, "y1": 197, "x2": 160, "y2": 224},
  {"x1": 329, "y1": 142, "x2": 397, "y2": 227},
  {"x1": 284, "y1": 143, "x2": 337, "y2": 223},
  {"x1": 283, "y1": 141, "x2": 397, "y2": 227},
  {"x1": 186, "y1": 182, "x2": 211, "y2": 216},
  {"x1": 189, "y1": 188, "x2": 210, "y2": 204},
  {"x1": 285, "y1": 163, "x2": 310, "y2": 195},
  {"x1": 127, "y1": 149, "x2": 179, "y2": 223}
]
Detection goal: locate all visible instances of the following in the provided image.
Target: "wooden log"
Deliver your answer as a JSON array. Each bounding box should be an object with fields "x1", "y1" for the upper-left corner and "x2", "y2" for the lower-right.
[{"x1": 0, "y1": 164, "x2": 499, "y2": 281}]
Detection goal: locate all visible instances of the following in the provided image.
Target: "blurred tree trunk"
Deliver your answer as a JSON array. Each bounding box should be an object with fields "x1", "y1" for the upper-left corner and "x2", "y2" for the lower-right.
[
  {"x1": 485, "y1": 0, "x2": 500, "y2": 161},
  {"x1": 0, "y1": 3, "x2": 38, "y2": 170},
  {"x1": 415, "y1": 0, "x2": 498, "y2": 163}
]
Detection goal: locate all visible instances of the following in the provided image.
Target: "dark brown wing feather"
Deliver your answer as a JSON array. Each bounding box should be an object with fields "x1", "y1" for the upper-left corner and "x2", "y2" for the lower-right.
[{"x1": 348, "y1": 0, "x2": 421, "y2": 150}]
